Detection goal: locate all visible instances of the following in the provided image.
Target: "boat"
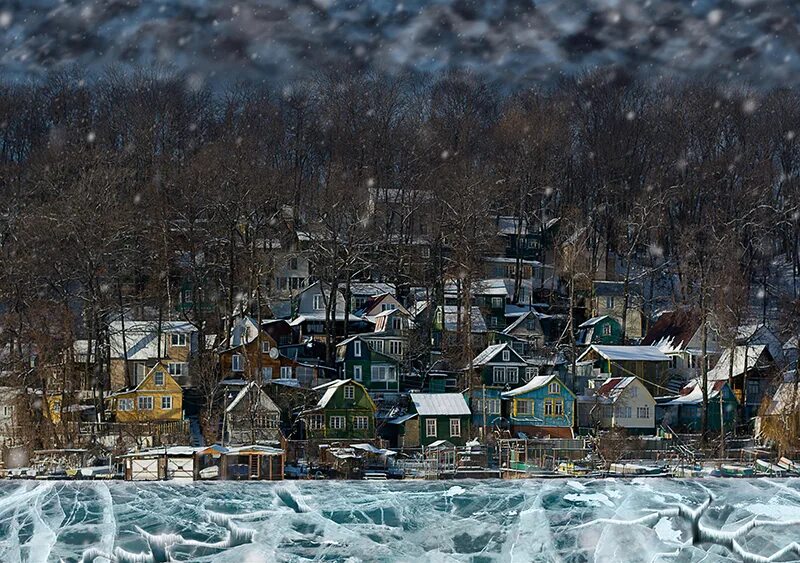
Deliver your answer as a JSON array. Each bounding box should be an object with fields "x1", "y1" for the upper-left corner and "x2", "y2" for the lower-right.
[
  {"x1": 608, "y1": 463, "x2": 665, "y2": 477},
  {"x1": 669, "y1": 464, "x2": 704, "y2": 478},
  {"x1": 755, "y1": 459, "x2": 787, "y2": 476},
  {"x1": 718, "y1": 464, "x2": 754, "y2": 477},
  {"x1": 777, "y1": 457, "x2": 800, "y2": 475}
]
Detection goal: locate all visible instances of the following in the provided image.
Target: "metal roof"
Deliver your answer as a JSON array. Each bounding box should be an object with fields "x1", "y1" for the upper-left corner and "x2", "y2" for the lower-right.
[{"x1": 411, "y1": 393, "x2": 471, "y2": 416}]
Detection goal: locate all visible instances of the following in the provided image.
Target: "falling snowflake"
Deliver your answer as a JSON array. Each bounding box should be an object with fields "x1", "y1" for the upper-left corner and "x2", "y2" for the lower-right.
[
  {"x1": 707, "y1": 10, "x2": 723, "y2": 26},
  {"x1": 441, "y1": 150, "x2": 450, "y2": 159},
  {"x1": 742, "y1": 99, "x2": 758, "y2": 114},
  {"x1": 86, "y1": 132, "x2": 96, "y2": 143},
  {"x1": 0, "y1": 12, "x2": 11, "y2": 29}
]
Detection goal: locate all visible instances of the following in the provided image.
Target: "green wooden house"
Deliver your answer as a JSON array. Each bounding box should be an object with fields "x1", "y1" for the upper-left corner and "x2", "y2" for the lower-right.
[
  {"x1": 468, "y1": 343, "x2": 533, "y2": 427},
  {"x1": 336, "y1": 335, "x2": 400, "y2": 392},
  {"x1": 405, "y1": 393, "x2": 472, "y2": 447},
  {"x1": 302, "y1": 379, "x2": 377, "y2": 440},
  {"x1": 576, "y1": 315, "x2": 622, "y2": 346},
  {"x1": 660, "y1": 379, "x2": 738, "y2": 432}
]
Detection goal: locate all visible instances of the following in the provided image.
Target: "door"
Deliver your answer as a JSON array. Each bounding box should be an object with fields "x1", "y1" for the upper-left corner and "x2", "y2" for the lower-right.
[
  {"x1": 131, "y1": 458, "x2": 159, "y2": 481},
  {"x1": 167, "y1": 457, "x2": 194, "y2": 481}
]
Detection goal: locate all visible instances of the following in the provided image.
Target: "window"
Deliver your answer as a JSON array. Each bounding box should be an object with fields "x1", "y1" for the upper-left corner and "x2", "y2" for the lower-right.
[
  {"x1": 525, "y1": 366, "x2": 539, "y2": 381},
  {"x1": 155, "y1": 370, "x2": 166, "y2": 386},
  {"x1": 450, "y1": 418, "x2": 461, "y2": 437},
  {"x1": 670, "y1": 355, "x2": 678, "y2": 370},
  {"x1": 232, "y1": 354, "x2": 243, "y2": 372},
  {"x1": 262, "y1": 340, "x2": 271, "y2": 353},
  {"x1": 544, "y1": 399, "x2": 554, "y2": 416},
  {"x1": 548, "y1": 382, "x2": 560, "y2": 395},
  {"x1": 554, "y1": 399, "x2": 564, "y2": 416},
  {"x1": 353, "y1": 365, "x2": 363, "y2": 381},
  {"x1": 492, "y1": 297, "x2": 504, "y2": 309},
  {"x1": 488, "y1": 399, "x2": 501, "y2": 414},
  {"x1": 426, "y1": 418, "x2": 437, "y2": 437},
  {"x1": 354, "y1": 416, "x2": 369, "y2": 430},
  {"x1": 615, "y1": 406, "x2": 632, "y2": 419},
  {"x1": 170, "y1": 333, "x2": 187, "y2": 347},
  {"x1": 313, "y1": 294, "x2": 324, "y2": 310},
  {"x1": 544, "y1": 398, "x2": 563, "y2": 416},
  {"x1": 370, "y1": 340, "x2": 384, "y2": 353},
  {"x1": 493, "y1": 366, "x2": 511, "y2": 384},
  {"x1": 502, "y1": 350, "x2": 510, "y2": 362},
  {"x1": 138, "y1": 396, "x2": 153, "y2": 410},
  {"x1": 506, "y1": 367, "x2": 518, "y2": 383},
  {"x1": 354, "y1": 341, "x2": 362, "y2": 357},
  {"x1": 489, "y1": 317, "x2": 499, "y2": 328},
  {"x1": 280, "y1": 366, "x2": 294, "y2": 379},
  {"x1": 629, "y1": 386, "x2": 638, "y2": 398},
  {"x1": 329, "y1": 416, "x2": 345, "y2": 430},
  {"x1": 637, "y1": 406, "x2": 650, "y2": 419},
  {"x1": 2, "y1": 405, "x2": 12, "y2": 417},
  {"x1": 392, "y1": 318, "x2": 402, "y2": 330},
  {"x1": 389, "y1": 341, "x2": 403, "y2": 356},
  {"x1": 261, "y1": 367, "x2": 273, "y2": 381},
  {"x1": 603, "y1": 406, "x2": 613, "y2": 418},
  {"x1": 118, "y1": 399, "x2": 133, "y2": 411},
  {"x1": 344, "y1": 385, "x2": 355, "y2": 400},
  {"x1": 516, "y1": 400, "x2": 531, "y2": 415},
  {"x1": 371, "y1": 365, "x2": 397, "y2": 382},
  {"x1": 308, "y1": 415, "x2": 324, "y2": 430},
  {"x1": 161, "y1": 396, "x2": 172, "y2": 410},
  {"x1": 381, "y1": 303, "x2": 396, "y2": 312},
  {"x1": 288, "y1": 257, "x2": 298, "y2": 270},
  {"x1": 605, "y1": 296, "x2": 615, "y2": 309},
  {"x1": 602, "y1": 323, "x2": 612, "y2": 336},
  {"x1": 422, "y1": 247, "x2": 431, "y2": 259},
  {"x1": 167, "y1": 363, "x2": 187, "y2": 378}
]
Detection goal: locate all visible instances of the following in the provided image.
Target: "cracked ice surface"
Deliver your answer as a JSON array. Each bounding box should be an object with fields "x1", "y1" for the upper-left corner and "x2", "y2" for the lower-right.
[{"x1": 0, "y1": 479, "x2": 798, "y2": 562}]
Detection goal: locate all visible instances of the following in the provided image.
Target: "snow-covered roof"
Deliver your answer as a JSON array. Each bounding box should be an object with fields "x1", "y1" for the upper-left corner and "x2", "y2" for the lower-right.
[
  {"x1": 225, "y1": 381, "x2": 279, "y2": 413},
  {"x1": 578, "y1": 345, "x2": 669, "y2": 363},
  {"x1": 313, "y1": 379, "x2": 354, "y2": 409},
  {"x1": 290, "y1": 312, "x2": 363, "y2": 325},
  {"x1": 707, "y1": 345, "x2": 770, "y2": 381},
  {"x1": 762, "y1": 374, "x2": 800, "y2": 416},
  {"x1": 411, "y1": 393, "x2": 470, "y2": 416},
  {"x1": 109, "y1": 320, "x2": 196, "y2": 360},
  {"x1": 503, "y1": 311, "x2": 545, "y2": 334},
  {"x1": 472, "y1": 343, "x2": 527, "y2": 366},
  {"x1": 665, "y1": 379, "x2": 729, "y2": 405},
  {"x1": 595, "y1": 376, "x2": 636, "y2": 401},
  {"x1": 350, "y1": 282, "x2": 396, "y2": 297},
  {"x1": 441, "y1": 306, "x2": 487, "y2": 333},
  {"x1": 641, "y1": 308, "x2": 700, "y2": 353},
  {"x1": 222, "y1": 316, "x2": 260, "y2": 350},
  {"x1": 578, "y1": 315, "x2": 610, "y2": 328},
  {"x1": 501, "y1": 375, "x2": 557, "y2": 397}
]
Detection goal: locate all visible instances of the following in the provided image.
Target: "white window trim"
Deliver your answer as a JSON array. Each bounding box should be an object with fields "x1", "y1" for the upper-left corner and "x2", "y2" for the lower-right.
[
  {"x1": 354, "y1": 341, "x2": 362, "y2": 357},
  {"x1": 425, "y1": 418, "x2": 437, "y2": 438},
  {"x1": 329, "y1": 416, "x2": 345, "y2": 430},
  {"x1": 161, "y1": 396, "x2": 172, "y2": 410},
  {"x1": 344, "y1": 385, "x2": 355, "y2": 400},
  {"x1": 138, "y1": 396, "x2": 153, "y2": 410},
  {"x1": 449, "y1": 418, "x2": 461, "y2": 437},
  {"x1": 353, "y1": 365, "x2": 363, "y2": 381},
  {"x1": 170, "y1": 333, "x2": 188, "y2": 347}
]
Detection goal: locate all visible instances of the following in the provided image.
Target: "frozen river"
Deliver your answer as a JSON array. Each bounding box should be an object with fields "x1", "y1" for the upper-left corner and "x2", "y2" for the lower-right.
[{"x1": 0, "y1": 478, "x2": 799, "y2": 562}]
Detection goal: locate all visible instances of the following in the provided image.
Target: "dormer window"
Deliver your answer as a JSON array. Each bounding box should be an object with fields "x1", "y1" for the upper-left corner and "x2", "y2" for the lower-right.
[
  {"x1": 313, "y1": 294, "x2": 324, "y2": 310},
  {"x1": 154, "y1": 371, "x2": 165, "y2": 386},
  {"x1": 232, "y1": 354, "x2": 243, "y2": 372},
  {"x1": 262, "y1": 340, "x2": 271, "y2": 353},
  {"x1": 548, "y1": 382, "x2": 559, "y2": 395},
  {"x1": 344, "y1": 385, "x2": 355, "y2": 400},
  {"x1": 502, "y1": 350, "x2": 510, "y2": 362}
]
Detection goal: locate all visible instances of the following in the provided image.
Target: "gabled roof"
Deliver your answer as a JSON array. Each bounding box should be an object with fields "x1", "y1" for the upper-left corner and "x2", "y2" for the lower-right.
[
  {"x1": 593, "y1": 280, "x2": 641, "y2": 297},
  {"x1": 595, "y1": 376, "x2": 638, "y2": 401},
  {"x1": 410, "y1": 393, "x2": 470, "y2": 416},
  {"x1": 501, "y1": 374, "x2": 571, "y2": 398},
  {"x1": 311, "y1": 378, "x2": 374, "y2": 410},
  {"x1": 578, "y1": 315, "x2": 610, "y2": 328},
  {"x1": 107, "y1": 362, "x2": 175, "y2": 397},
  {"x1": 221, "y1": 316, "x2": 261, "y2": 351},
  {"x1": 641, "y1": 308, "x2": 700, "y2": 352},
  {"x1": 472, "y1": 343, "x2": 527, "y2": 367},
  {"x1": 708, "y1": 345, "x2": 771, "y2": 381},
  {"x1": 503, "y1": 311, "x2": 543, "y2": 334},
  {"x1": 577, "y1": 345, "x2": 669, "y2": 363},
  {"x1": 762, "y1": 374, "x2": 800, "y2": 416},
  {"x1": 349, "y1": 282, "x2": 396, "y2": 297},
  {"x1": 225, "y1": 381, "x2": 280, "y2": 413}
]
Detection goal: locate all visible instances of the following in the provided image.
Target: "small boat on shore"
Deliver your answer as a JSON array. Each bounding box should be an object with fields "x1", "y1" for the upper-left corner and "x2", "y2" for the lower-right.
[{"x1": 715, "y1": 464, "x2": 755, "y2": 477}]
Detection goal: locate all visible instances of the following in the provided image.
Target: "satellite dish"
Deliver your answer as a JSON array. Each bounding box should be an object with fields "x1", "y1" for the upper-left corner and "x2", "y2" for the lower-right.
[{"x1": 269, "y1": 347, "x2": 280, "y2": 360}]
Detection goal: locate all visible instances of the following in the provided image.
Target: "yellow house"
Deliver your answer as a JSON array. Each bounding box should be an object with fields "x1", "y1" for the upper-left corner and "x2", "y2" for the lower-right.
[{"x1": 107, "y1": 362, "x2": 183, "y2": 422}]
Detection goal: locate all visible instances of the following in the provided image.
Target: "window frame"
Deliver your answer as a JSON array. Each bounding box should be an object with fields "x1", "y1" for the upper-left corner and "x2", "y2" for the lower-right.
[
  {"x1": 329, "y1": 416, "x2": 345, "y2": 430},
  {"x1": 344, "y1": 385, "x2": 355, "y2": 400},
  {"x1": 138, "y1": 396, "x2": 154, "y2": 411},
  {"x1": 161, "y1": 396, "x2": 173, "y2": 410},
  {"x1": 231, "y1": 354, "x2": 243, "y2": 372},
  {"x1": 548, "y1": 381, "x2": 560, "y2": 395},
  {"x1": 170, "y1": 333, "x2": 188, "y2": 347},
  {"x1": 353, "y1": 365, "x2": 363, "y2": 381},
  {"x1": 354, "y1": 416, "x2": 369, "y2": 430},
  {"x1": 155, "y1": 371, "x2": 166, "y2": 386},
  {"x1": 449, "y1": 418, "x2": 461, "y2": 437},
  {"x1": 425, "y1": 418, "x2": 437, "y2": 438},
  {"x1": 354, "y1": 340, "x2": 362, "y2": 357}
]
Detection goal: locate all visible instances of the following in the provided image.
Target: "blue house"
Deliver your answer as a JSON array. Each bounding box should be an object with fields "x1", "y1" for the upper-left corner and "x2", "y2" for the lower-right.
[
  {"x1": 501, "y1": 375, "x2": 576, "y2": 439},
  {"x1": 659, "y1": 379, "x2": 738, "y2": 432}
]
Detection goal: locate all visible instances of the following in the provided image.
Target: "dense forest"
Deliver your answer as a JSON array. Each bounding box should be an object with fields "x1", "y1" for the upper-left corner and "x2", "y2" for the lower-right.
[{"x1": 1, "y1": 67, "x2": 800, "y2": 422}]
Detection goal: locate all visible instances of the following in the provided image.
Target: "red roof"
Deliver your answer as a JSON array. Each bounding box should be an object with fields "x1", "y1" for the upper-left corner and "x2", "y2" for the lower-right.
[{"x1": 596, "y1": 377, "x2": 624, "y2": 397}]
